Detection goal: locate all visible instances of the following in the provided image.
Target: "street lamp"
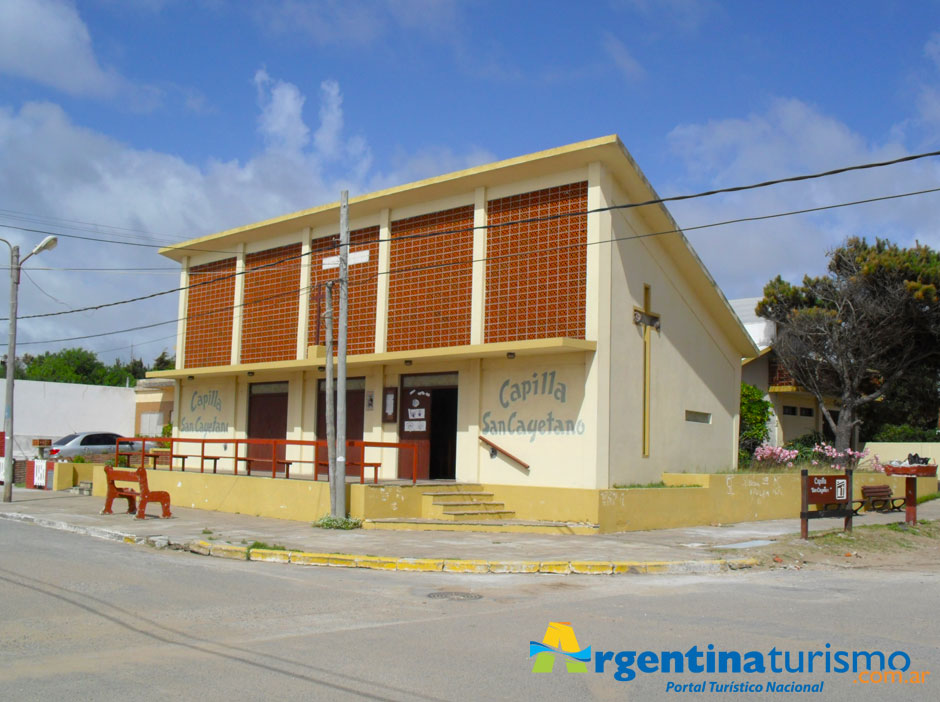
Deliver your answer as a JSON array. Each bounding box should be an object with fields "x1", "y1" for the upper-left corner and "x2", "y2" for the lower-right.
[{"x1": 2, "y1": 235, "x2": 58, "y2": 502}]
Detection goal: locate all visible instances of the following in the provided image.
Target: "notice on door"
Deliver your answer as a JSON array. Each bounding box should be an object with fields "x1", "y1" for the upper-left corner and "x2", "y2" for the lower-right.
[
  {"x1": 404, "y1": 420, "x2": 427, "y2": 432},
  {"x1": 408, "y1": 408, "x2": 425, "y2": 419}
]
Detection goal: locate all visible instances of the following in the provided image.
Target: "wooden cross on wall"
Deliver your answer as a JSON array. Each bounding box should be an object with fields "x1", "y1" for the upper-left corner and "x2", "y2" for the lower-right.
[{"x1": 633, "y1": 285, "x2": 660, "y2": 457}]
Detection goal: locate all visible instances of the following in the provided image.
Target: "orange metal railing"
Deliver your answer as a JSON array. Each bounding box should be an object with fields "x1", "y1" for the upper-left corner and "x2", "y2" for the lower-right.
[{"x1": 114, "y1": 436, "x2": 420, "y2": 484}]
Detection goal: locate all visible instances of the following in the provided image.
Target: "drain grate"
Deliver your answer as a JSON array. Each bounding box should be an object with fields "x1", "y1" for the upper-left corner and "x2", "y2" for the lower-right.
[{"x1": 427, "y1": 591, "x2": 483, "y2": 601}]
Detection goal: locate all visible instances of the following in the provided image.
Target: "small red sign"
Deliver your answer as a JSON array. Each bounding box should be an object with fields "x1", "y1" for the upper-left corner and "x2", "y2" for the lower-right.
[
  {"x1": 32, "y1": 438, "x2": 52, "y2": 447},
  {"x1": 807, "y1": 475, "x2": 849, "y2": 504}
]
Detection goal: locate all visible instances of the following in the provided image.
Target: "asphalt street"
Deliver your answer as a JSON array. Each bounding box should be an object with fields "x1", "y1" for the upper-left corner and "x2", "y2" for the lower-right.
[{"x1": 0, "y1": 519, "x2": 937, "y2": 701}]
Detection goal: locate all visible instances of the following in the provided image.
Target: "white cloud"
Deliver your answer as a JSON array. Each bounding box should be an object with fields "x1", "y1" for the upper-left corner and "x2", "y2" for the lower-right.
[
  {"x1": 664, "y1": 98, "x2": 940, "y2": 299},
  {"x1": 0, "y1": 73, "x2": 489, "y2": 361},
  {"x1": 612, "y1": 0, "x2": 716, "y2": 33},
  {"x1": 925, "y1": 31, "x2": 940, "y2": 71},
  {"x1": 0, "y1": 0, "x2": 123, "y2": 97},
  {"x1": 602, "y1": 34, "x2": 646, "y2": 82}
]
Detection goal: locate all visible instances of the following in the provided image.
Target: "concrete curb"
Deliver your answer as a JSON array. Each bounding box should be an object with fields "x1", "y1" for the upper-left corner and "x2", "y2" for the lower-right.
[
  {"x1": 186, "y1": 538, "x2": 759, "y2": 575},
  {"x1": 0, "y1": 511, "x2": 760, "y2": 576}
]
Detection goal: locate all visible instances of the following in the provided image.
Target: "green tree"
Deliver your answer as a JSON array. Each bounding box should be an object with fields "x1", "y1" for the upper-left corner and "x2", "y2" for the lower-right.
[
  {"x1": 152, "y1": 350, "x2": 175, "y2": 371},
  {"x1": 757, "y1": 238, "x2": 940, "y2": 450},
  {"x1": 22, "y1": 347, "x2": 139, "y2": 387},
  {"x1": 739, "y1": 382, "x2": 772, "y2": 460}
]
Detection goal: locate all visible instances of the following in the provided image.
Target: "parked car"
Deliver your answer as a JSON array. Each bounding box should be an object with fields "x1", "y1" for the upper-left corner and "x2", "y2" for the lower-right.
[{"x1": 48, "y1": 432, "x2": 142, "y2": 459}]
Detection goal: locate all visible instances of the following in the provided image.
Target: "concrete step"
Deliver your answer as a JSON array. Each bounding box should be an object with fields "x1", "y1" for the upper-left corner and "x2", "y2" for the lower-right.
[
  {"x1": 418, "y1": 483, "x2": 485, "y2": 493},
  {"x1": 421, "y1": 491, "x2": 494, "y2": 502},
  {"x1": 439, "y1": 509, "x2": 516, "y2": 520},
  {"x1": 362, "y1": 518, "x2": 600, "y2": 535},
  {"x1": 68, "y1": 481, "x2": 93, "y2": 496}
]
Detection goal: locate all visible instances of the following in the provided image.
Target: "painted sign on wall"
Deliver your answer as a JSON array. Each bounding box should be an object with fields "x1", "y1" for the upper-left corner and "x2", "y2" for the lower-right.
[
  {"x1": 481, "y1": 369, "x2": 585, "y2": 442},
  {"x1": 179, "y1": 386, "x2": 231, "y2": 434}
]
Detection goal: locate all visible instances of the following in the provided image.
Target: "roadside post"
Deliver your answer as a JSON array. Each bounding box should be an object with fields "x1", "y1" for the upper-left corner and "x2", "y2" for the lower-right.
[{"x1": 800, "y1": 469, "x2": 854, "y2": 539}]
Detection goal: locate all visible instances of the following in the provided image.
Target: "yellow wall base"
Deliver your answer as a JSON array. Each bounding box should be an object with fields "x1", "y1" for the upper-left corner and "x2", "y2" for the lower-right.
[{"x1": 88, "y1": 467, "x2": 937, "y2": 532}]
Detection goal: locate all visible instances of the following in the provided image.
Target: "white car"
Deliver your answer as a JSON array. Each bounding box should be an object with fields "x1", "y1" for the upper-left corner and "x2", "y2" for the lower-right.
[{"x1": 48, "y1": 432, "x2": 142, "y2": 459}]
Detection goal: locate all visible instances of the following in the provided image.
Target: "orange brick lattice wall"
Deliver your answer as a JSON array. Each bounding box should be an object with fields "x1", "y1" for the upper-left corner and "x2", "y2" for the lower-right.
[
  {"x1": 241, "y1": 243, "x2": 303, "y2": 364},
  {"x1": 184, "y1": 258, "x2": 236, "y2": 367},
  {"x1": 485, "y1": 182, "x2": 587, "y2": 342},
  {"x1": 308, "y1": 226, "x2": 379, "y2": 355},
  {"x1": 387, "y1": 206, "x2": 474, "y2": 352}
]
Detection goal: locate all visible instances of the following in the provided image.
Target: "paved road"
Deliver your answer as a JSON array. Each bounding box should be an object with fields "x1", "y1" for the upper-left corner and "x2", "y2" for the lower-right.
[{"x1": 1, "y1": 520, "x2": 937, "y2": 701}]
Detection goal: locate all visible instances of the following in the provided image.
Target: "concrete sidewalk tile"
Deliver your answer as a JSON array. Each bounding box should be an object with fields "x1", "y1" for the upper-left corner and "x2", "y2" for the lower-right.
[
  {"x1": 570, "y1": 561, "x2": 613, "y2": 575},
  {"x1": 488, "y1": 561, "x2": 540, "y2": 574},
  {"x1": 290, "y1": 552, "x2": 331, "y2": 566},
  {"x1": 190, "y1": 540, "x2": 212, "y2": 556},
  {"x1": 249, "y1": 548, "x2": 290, "y2": 563},
  {"x1": 355, "y1": 555, "x2": 400, "y2": 570},
  {"x1": 397, "y1": 558, "x2": 444, "y2": 572},
  {"x1": 443, "y1": 559, "x2": 489, "y2": 574},
  {"x1": 327, "y1": 554, "x2": 357, "y2": 567},
  {"x1": 212, "y1": 544, "x2": 249, "y2": 560},
  {"x1": 539, "y1": 561, "x2": 571, "y2": 574}
]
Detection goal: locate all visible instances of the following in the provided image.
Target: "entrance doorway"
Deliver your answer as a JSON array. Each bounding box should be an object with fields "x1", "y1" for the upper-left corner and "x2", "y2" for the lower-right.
[
  {"x1": 247, "y1": 382, "x2": 288, "y2": 475},
  {"x1": 316, "y1": 378, "x2": 366, "y2": 479},
  {"x1": 398, "y1": 373, "x2": 458, "y2": 480}
]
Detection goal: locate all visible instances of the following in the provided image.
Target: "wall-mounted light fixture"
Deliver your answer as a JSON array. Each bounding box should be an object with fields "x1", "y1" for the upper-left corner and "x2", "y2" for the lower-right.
[
  {"x1": 404, "y1": 360, "x2": 413, "y2": 366},
  {"x1": 317, "y1": 366, "x2": 325, "y2": 372},
  {"x1": 187, "y1": 375, "x2": 194, "y2": 380},
  {"x1": 506, "y1": 352, "x2": 516, "y2": 359},
  {"x1": 247, "y1": 371, "x2": 255, "y2": 377}
]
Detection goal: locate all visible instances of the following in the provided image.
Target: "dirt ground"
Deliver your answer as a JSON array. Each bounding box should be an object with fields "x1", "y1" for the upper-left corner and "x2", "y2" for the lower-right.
[{"x1": 734, "y1": 519, "x2": 940, "y2": 572}]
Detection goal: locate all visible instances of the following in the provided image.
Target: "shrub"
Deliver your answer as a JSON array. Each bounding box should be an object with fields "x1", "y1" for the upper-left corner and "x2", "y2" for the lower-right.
[
  {"x1": 870, "y1": 424, "x2": 940, "y2": 442},
  {"x1": 739, "y1": 383, "x2": 772, "y2": 460},
  {"x1": 784, "y1": 432, "x2": 824, "y2": 462},
  {"x1": 313, "y1": 515, "x2": 362, "y2": 530}
]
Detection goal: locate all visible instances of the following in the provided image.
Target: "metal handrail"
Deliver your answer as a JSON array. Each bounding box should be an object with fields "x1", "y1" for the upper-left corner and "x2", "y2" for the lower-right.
[
  {"x1": 115, "y1": 436, "x2": 419, "y2": 483},
  {"x1": 478, "y1": 435, "x2": 530, "y2": 470}
]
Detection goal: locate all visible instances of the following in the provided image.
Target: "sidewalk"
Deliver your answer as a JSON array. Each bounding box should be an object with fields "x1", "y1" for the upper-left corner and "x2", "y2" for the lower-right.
[{"x1": 2, "y1": 487, "x2": 937, "y2": 575}]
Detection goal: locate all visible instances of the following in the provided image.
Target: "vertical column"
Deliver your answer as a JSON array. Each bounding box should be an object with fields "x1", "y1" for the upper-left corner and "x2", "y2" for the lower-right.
[
  {"x1": 230, "y1": 242, "x2": 246, "y2": 365},
  {"x1": 175, "y1": 256, "x2": 190, "y2": 369},
  {"x1": 296, "y1": 229, "x2": 312, "y2": 359},
  {"x1": 470, "y1": 187, "x2": 487, "y2": 345},
  {"x1": 374, "y1": 208, "x2": 391, "y2": 353},
  {"x1": 585, "y1": 161, "x2": 612, "y2": 487}
]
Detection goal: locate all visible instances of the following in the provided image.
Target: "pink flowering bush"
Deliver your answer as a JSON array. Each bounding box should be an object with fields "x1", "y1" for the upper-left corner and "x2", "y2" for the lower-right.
[
  {"x1": 812, "y1": 442, "x2": 868, "y2": 471},
  {"x1": 753, "y1": 443, "x2": 799, "y2": 467}
]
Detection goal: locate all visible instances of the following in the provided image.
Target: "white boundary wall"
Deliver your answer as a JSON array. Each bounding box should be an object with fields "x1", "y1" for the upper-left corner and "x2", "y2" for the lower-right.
[{"x1": 0, "y1": 379, "x2": 135, "y2": 459}]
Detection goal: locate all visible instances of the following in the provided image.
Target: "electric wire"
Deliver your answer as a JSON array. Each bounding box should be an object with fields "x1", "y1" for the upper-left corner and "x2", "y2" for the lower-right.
[
  {"x1": 10, "y1": 183, "x2": 940, "y2": 348},
  {"x1": 6, "y1": 147, "x2": 940, "y2": 322}
]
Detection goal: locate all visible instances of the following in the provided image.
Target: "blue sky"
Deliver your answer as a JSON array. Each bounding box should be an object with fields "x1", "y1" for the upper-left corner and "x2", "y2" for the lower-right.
[{"x1": 2, "y1": 0, "x2": 940, "y2": 363}]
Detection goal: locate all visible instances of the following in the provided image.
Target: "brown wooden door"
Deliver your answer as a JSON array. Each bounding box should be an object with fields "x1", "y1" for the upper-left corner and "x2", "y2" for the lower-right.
[
  {"x1": 398, "y1": 373, "x2": 459, "y2": 481},
  {"x1": 247, "y1": 383, "x2": 288, "y2": 476},
  {"x1": 316, "y1": 379, "x2": 365, "y2": 479}
]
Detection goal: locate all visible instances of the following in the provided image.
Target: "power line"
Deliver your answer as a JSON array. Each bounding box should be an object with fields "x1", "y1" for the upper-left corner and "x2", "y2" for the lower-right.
[
  {"x1": 7, "y1": 147, "x2": 940, "y2": 322},
  {"x1": 11, "y1": 183, "x2": 940, "y2": 348}
]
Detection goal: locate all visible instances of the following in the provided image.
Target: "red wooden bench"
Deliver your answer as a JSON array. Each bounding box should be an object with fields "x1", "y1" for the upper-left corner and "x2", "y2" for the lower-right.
[{"x1": 102, "y1": 466, "x2": 172, "y2": 519}]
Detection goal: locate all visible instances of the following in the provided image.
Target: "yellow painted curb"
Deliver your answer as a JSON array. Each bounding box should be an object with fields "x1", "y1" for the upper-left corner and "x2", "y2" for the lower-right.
[
  {"x1": 539, "y1": 561, "x2": 571, "y2": 574},
  {"x1": 612, "y1": 561, "x2": 646, "y2": 574},
  {"x1": 123, "y1": 536, "x2": 136, "y2": 544},
  {"x1": 355, "y1": 555, "x2": 400, "y2": 570},
  {"x1": 212, "y1": 544, "x2": 249, "y2": 560},
  {"x1": 327, "y1": 554, "x2": 357, "y2": 567},
  {"x1": 488, "y1": 560, "x2": 540, "y2": 574},
  {"x1": 290, "y1": 552, "x2": 332, "y2": 565},
  {"x1": 570, "y1": 561, "x2": 613, "y2": 575},
  {"x1": 443, "y1": 559, "x2": 489, "y2": 574},
  {"x1": 190, "y1": 540, "x2": 212, "y2": 556},
  {"x1": 642, "y1": 561, "x2": 674, "y2": 574},
  {"x1": 397, "y1": 558, "x2": 444, "y2": 572},
  {"x1": 249, "y1": 548, "x2": 290, "y2": 563}
]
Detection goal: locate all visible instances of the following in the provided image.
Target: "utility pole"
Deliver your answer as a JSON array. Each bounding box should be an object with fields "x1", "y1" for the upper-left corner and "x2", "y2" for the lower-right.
[
  {"x1": 2, "y1": 235, "x2": 57, "y2": 502},
  {"x1": 324, "y1": 282, "x2": 337, "y2": 515},
  {"x1": 335, "y1": 190, "x2": 349, "y2": 517}
]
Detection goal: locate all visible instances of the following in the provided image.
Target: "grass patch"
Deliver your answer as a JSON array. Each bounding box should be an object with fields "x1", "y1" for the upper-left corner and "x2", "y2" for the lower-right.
[
  {"x1": 247, "y1": 541, "x2": 286, "y2": 552},
  {"x1": 313, "y1": 515, "x2": 363, "y2": 530},
  {"x1": 917, "y1": 491, "x2": 939, "y2": 505},
  {"x1": 748, "y1": 519, "x2": 940, "y2": 569},
  {"x1": 613, "y1": 481, "x2": 701, "y2": 489},
  {"x1": 201, "y1": 528, "x2": 213, "y2": 535}
]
